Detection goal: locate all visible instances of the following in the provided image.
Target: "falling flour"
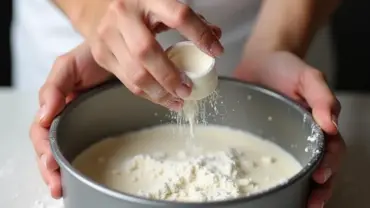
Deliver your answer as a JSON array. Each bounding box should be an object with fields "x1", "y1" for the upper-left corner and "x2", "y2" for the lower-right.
[
  {"x1": 73, "y1": 124, "x2": 302, "y2": 202},
  {"x1": 172, "y1": 90, "x2": 224, "y2": 148}
]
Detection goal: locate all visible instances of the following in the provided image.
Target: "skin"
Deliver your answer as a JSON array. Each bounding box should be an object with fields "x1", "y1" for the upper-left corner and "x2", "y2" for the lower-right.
[
  {"x1": 53, "y1": 0, "x2": 224, "y2": 111},
  {"x1": 31, "y1": 0, "x2": 345, "y2": 207}
]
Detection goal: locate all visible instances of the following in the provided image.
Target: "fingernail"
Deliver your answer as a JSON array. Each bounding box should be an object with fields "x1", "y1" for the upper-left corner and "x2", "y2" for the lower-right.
[
  {"x1": 41, "y1": 154, "x2": 48, "y2": 169},
  {"x1": 324, "y1": 168, "x2": 332, "y2": 182},
  {"x1": 331, "y1": 114, "x2": 338, "y2": 129},
  {"x1": 38, "y1": 105, "x2": 47, "y2": 123},
  {"x1": 175, "y1": 84, "x2": 191, "y2": 98},
  {"x1": 209, "y1": 40, "x2": 224, "y2": 57}
]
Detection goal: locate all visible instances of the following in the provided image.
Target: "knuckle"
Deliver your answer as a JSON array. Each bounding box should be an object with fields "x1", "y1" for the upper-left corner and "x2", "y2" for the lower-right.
[
  {"x1": 172, "y1": 4, "x2": 191, "y2": 27},
  {"x1": 132, "y1": 37, "x2": 156, "y2": 60},
  {"x1": 108, "y1": 0, "x2": 126, "y2": 15},
  {"x1": 53, "y1": 55, "x2": 72, "y2": 71},
  {"x1": 96, "y1": 24, "x2": 111, "y2": 40}
]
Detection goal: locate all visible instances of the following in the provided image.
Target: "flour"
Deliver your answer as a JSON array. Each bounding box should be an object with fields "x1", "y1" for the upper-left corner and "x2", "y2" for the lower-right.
[
  {"x1": 32, "y1": 196, "x2": 64, "y2": 208},
  {"x1": 131, "y1": 149, "x2": 244, "y2": 201},
  {"x1": 73, "y1": 124, "x2": 302, "y2": 203},
  {"x1": 174, "y1": 90, "x2": 224, "y2": 144},
  {"x1": 302, "y1": 113, "x2": 323, "y2": 157}
]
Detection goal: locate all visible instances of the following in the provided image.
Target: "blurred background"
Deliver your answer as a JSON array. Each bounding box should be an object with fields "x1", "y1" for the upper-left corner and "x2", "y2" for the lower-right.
[
  {"x1": 1, "y1": 0, "x2": 369, "y2": 90},
  {"x1": 0, "y1": 0, "x2": 369, "y2": 207}
]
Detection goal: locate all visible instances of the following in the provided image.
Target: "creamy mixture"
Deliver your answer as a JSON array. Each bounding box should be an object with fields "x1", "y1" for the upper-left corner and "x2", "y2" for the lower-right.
[{"x1": 73, "y1": 124, "x2": 302, "y2": 202}]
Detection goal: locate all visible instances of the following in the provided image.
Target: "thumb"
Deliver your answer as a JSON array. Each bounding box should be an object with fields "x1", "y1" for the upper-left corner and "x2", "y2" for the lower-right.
[
  {"x1": 37, "y1": 44, "x2": 88, "y2": 128},
  {"x1": 299, "y1": 69, "x2": 341, "y2": 135}
]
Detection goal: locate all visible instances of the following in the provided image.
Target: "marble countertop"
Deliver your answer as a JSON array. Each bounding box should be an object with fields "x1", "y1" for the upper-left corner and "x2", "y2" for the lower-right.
[{"x1": 0, "y1": 89, "x2": 368, "y2": 207}]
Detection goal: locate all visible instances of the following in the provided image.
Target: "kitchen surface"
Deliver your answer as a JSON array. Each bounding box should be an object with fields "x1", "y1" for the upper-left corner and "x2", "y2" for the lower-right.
[{"x1": 0, "y1": 89, "x2": 369, "y2": 208}]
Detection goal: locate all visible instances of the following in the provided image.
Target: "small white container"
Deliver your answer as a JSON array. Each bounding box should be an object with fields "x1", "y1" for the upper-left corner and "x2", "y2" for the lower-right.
[{"x1": 166, "y1": 41, "x2": 218, "y2": 100}]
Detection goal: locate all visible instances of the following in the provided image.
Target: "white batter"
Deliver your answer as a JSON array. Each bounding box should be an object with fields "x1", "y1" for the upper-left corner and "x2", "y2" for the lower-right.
[{"x1": 73, "y1": 124, "x2": 302, "y2": 202}]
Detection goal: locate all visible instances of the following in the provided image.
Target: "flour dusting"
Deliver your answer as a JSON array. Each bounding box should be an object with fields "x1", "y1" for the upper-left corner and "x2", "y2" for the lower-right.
[
  {"x1": 302, "y1": 113, "x2": 323, "y2": 156},
  {"x1": 72, "y1": 124, "x2": 302, "y2": 203},
  {"x1": 32, "y1": 196, "x2": 63, "y2": 208},
  {"x1": 171, "y1": 90, "x2": 224, "y2": 143}
]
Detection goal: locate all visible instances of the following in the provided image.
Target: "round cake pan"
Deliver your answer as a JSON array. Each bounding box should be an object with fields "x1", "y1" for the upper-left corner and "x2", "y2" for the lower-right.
[{"x1": 50, "y1": 77, "x2": 324, "y2": 208}]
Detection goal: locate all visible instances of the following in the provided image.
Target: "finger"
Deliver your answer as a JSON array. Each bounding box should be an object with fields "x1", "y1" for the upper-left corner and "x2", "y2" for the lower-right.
[
  {"x1": 198, "y1": 14, "x2": 222, "y2": 39},
  {"x1": 99, "y1": 25, "x2": 168, "y2": 101},
  {"x1": 38, "y1": 43, "x2": 92, "y2": 127},
  {"x1": 38, "y1": 84, "x2": 67, "y2": 128},
  {"x1": 49, "y1": 171, "x2": 62, "y2": 199},
  {"x1": 30, "y1": 121, "x2": 59, "y2": 171},
  {"x1": 313, "y1": 134, "x2": 346, "y2": 183},
  {"x1": 99, "y1": 28, "x2": 181, "y2": 109},
  {"x1": 110, "y1": 58, "x2": 184, "y2": 111},
  {"x1": 117, "y1": 13, "x2": 191, "y2": 99},
  {"x1": 90, "y1": 38, "x2": 119, "y2": 73},
  {"x1": 210, "y1": 25, "x2": 222, "y2": 39},
  {"x1": 37, "y1": 156, "x2": 50, "y2": 185},
  {"x1": 308, "y1": 179, "x2": 334, "y2": 208},
  {"x1": 66, "y1": 92, "x2": 79, "y2": 104},
  {"x1": 150, "y1": 0, "x2": 223, "y2": 57},
  {"x1": 299, "y1": 69, "x2": 341, "y2": 135},
  {"x1": 327, "y1": 133, "x2": 346, "y2": 155},
  {"x1": 312, "y1": 167, "x2": 333, "y2": 184},
  {"x1": 154, "y1": 93, "x2": 184, "y2": 111},
  {"x1": 37, "y1": 157, "x2": 62, "y2": 199}
]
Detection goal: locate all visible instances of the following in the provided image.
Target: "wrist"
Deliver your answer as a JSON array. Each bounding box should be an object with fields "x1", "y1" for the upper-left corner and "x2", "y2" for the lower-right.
[
  {"x1": 52, "y1": 0, "x2": 110, "y2": 38},
  {"x1": 242, "y1": 0, "x2": 320, "y2": 61}
]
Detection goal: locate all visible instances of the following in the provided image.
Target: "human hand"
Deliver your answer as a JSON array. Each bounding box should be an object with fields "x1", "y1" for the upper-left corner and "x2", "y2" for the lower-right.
[
  {"x1": 29, "y1": 43, "x2": 112, "y2": 199},
  {"x1": 234, "y1": 51, "x2": 346, "y2": 208},
  {"x1": 89, "y1": 0, "x2": 223, "y2": 111}
]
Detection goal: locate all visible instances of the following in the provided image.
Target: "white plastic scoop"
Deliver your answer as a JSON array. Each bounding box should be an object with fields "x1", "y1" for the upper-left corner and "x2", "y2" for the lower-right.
[{"x1": 166, "y1": 41, "x2": 218, "y2": 100}]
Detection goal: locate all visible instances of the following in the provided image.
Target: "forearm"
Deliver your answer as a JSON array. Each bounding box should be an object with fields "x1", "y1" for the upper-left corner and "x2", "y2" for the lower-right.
[
  {"x1": 51, "y1": 0, "x2": 111, "y2": 38},
  {"x1": 244, "y1": 0, "x2": 341, "y2": 59}
]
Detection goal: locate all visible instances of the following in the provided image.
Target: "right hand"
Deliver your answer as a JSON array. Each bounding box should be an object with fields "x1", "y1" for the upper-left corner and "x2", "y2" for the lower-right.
[{"x1": 90, "y1": 0, "x2": 223, "y2": 111}]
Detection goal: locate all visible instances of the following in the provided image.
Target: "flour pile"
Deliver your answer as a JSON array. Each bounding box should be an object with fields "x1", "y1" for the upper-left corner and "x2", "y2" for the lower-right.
[{"x1": 124, "y1": 149, "x2": 257, "y2": 202}]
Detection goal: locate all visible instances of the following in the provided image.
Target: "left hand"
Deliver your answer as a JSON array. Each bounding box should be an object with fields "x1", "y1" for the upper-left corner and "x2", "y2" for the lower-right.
[{"x1": 234, "y1": 51, "x2": 346, "y2": 208}]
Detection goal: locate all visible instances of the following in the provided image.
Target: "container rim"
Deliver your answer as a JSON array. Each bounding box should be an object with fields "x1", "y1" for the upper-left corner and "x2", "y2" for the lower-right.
[{"x1": 50, "y1": 77, "x2": 325, "y2": 206}]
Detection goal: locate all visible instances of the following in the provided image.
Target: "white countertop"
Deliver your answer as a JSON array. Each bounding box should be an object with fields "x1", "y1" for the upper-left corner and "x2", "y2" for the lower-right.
[{"x1": 0, "y1": 89, "x2": 368, "y2": 208}]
